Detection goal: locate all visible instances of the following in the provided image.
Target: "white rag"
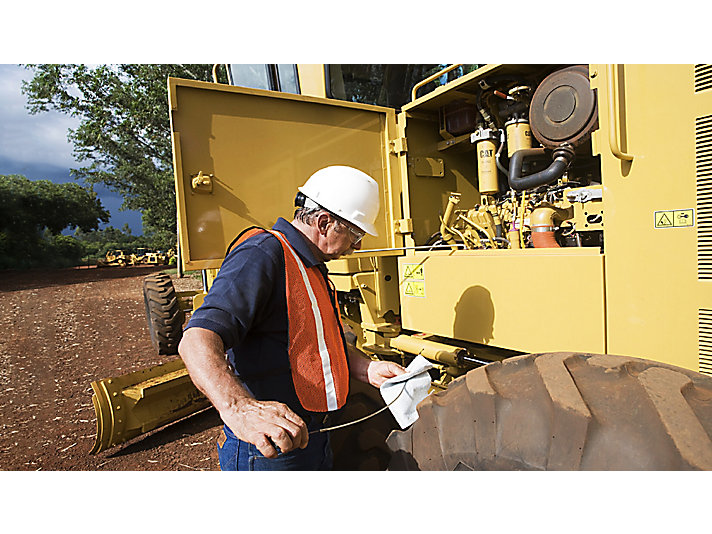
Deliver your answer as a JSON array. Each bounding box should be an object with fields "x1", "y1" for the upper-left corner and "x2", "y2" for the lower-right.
[{"x1": 379, "y1": 355, "x2": 434, "y2": 429}]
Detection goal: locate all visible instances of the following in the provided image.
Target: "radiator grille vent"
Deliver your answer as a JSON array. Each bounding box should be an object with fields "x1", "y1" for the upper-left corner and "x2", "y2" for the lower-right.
[
  {"x1": 696, "y1": 64, "x2": 712, "y2": 93},
  {"x1": 698, "y1": 115, "x2": 712, "y2": 279},
  {"x1": 700, "y1": 309, "x2": 712, "y2": 376}
]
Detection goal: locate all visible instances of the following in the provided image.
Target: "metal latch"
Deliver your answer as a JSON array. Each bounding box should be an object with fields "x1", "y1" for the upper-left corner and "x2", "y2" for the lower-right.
[{"x1": 191, "y1": 171, "x2": 214, "y2": 194}]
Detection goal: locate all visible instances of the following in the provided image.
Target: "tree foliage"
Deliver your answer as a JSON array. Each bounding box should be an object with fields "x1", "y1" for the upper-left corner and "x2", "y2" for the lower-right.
[
  {"x1": 19, "y1": 63, "x2": 479, "y2": 260},
  {"x1": 21, "y1": 64, "x2": 224, "y2": 246},
  {"x1": 0, "y1": 174, "x2": 109, "y2": 269},
  {"x1": 73, "y1": 224, "x2": 157, "y2": 261}
]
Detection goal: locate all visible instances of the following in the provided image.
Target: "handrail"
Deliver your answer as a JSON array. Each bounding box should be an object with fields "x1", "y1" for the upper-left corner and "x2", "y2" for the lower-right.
[
  {"x1": 212, "y1": 64, "x2": 229, "y2": 84},
  {"x1": 606, "y1": 64, "x2": 634, "y2": 161},
  {"x1": 411, "y1": 64, "x2": 463, "y2": 102}
]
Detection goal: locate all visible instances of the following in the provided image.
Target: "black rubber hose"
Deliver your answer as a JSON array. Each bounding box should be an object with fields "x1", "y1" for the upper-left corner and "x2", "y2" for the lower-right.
[
  {"x1": 476, "y1": 90, "x2": 497, "y2": 131},
  {"x1": 508, "y1": 145, "x2": 575, "y2": 191}
]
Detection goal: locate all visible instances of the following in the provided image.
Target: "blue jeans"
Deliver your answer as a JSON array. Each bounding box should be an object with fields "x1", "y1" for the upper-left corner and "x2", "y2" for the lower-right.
[{"x1": 217, "y1": 424, "x2": 333, "y2": 471}]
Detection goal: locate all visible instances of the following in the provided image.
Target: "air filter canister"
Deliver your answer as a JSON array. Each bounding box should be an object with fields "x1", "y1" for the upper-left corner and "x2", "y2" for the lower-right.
[{"x1": 529, "y1": 65, "x2": 598, "y2": 149}]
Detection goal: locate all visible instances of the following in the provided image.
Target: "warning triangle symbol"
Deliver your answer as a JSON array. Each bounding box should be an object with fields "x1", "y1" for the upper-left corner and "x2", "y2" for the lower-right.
[
  {"x1": 658, "y1": 213, "x2": 673, "y2": 227},
  {"x1": 405, "y1": 283, "x2": 414, "y2": 296}
]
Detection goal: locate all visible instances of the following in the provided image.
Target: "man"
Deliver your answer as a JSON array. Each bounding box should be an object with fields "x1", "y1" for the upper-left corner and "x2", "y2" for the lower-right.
[{"x1": 178, "y1": 165, "x2": 405, "y2": 470}]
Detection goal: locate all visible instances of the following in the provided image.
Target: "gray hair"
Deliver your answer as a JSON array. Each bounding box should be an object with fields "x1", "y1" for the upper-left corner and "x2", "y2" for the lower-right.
[{"x1": 294, "y1": 206, "x2": 327, "y2": 225}]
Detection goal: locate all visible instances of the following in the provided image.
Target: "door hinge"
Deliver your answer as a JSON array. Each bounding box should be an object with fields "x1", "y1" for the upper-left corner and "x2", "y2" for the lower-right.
[
  {"x1": 394, "y1": 218, "x2": 413, "y2": 234},
  {"x1": 390, "y1": 137, "x2": 408, "y2": 155}
]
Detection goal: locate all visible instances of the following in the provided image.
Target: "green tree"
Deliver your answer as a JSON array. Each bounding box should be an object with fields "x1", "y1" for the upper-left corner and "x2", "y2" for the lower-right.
[
  {"x1": 73, "y1": 224, "x2": 152, "y2": 261},
  {"x1": 0, "y1": 174, "x2": 109, "y2": 269},
  {"x1": 20, "y1": 64, "x2": 478, "y2": 253},
  {"x1": 21, "y1": 64, "x2": 224, "y2": 246}
]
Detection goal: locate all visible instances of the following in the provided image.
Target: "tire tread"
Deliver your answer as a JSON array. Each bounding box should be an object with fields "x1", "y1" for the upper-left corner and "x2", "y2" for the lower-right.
[
  {"x1": 143, "y1": 273, "x2": 184, "y2": 355},
  {"x1": 388, "y1": 352, "x2": 712, "y2": 470}
]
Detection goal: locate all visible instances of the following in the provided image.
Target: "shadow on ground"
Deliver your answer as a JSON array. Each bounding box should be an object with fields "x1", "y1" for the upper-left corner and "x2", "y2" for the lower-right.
[
  {"x1": 106, "y1": 408, "x2": 222, "y2": 458},
  {"x1": 0, "y1": 265, "x2": 168, "y2": 292}
]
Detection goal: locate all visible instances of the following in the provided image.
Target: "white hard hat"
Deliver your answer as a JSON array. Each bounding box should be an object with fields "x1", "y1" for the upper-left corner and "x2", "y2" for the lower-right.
[{"x1": 298, "y1": 166, "x2": 380, "y2": 236}]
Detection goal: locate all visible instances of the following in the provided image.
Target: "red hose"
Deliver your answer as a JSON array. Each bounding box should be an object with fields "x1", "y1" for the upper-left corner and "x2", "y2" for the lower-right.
[{"x1": 532, "y1": 229, "x2": 560, "y2": 248}]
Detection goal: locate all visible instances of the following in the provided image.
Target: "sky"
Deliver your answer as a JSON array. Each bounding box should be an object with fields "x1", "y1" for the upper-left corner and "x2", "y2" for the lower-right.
[{"x1": 0, "y1": 64, "x2": 143, "y2": 234}]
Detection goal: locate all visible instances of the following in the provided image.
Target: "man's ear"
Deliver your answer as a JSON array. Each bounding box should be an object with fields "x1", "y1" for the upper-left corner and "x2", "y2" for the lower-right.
[{"x1": 315, "y1": 211, "x2": 332, "y2": 236}]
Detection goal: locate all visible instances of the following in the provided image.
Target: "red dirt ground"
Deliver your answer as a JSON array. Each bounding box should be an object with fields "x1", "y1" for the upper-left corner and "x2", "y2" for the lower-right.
[{"x1": 0, "y1": 265, "x2": 222, "y2": 471}]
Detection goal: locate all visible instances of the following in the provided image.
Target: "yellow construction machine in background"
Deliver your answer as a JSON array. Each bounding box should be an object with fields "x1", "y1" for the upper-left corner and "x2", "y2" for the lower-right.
[
  {"x1": 133, "y1": 248, "x2": 172, "y2": 266},
  {"x1": 96, "y1": 249, "x2": 132, "y2": 267},
  {"x1": 96, "y1": 248, "x2": 173, "y2": 268},
  {"x1": 90, "y1": 64, "x2": 712, "y2": 470}
]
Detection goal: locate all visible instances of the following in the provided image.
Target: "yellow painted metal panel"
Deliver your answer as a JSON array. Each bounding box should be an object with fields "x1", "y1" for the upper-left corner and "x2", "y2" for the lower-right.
[
  {"x1": 296, "y1": 64, "x2": 327, "y2": 97},
  {"x1": 168, "y1": 78, "x2": 402, "y2": 270},
  {"x1": 330, "y1": 273, "x2": 358, "y2": 292},
  {"x1": 399, "y1": 113, "x2": 479, "y2": 245},
  {"x1": 590, "y1": 64, "x2": 712, "y2": 371},
  {"x1": 398, "y1": 248, "x2": 606, "y2": 353}
]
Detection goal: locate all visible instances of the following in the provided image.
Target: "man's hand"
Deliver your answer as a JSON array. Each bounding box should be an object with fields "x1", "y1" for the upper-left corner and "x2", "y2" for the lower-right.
[
  {"x1": 346, "y1": 343, "x2": 406, "y2": 387},
  {"x1": 179, "y1": 327, "x2": 308, "y2": 459},
  {"x1": 365, "y1": 360, "x2": 406, "y2": 388},
  {"x1": 224, "y1": 398, "x2": 308, "y2": 458}
]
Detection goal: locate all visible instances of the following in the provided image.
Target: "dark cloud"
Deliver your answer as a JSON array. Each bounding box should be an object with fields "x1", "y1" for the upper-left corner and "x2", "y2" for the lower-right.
[
  {"x1": 0, "y1": 155, "x2": 143, "y2": 234},
  {"x1": 0, "y1": 64, "x2": 143, "y2": 234}
]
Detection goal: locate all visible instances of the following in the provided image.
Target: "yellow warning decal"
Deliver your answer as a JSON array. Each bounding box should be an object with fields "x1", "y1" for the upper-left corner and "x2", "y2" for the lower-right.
[
  {"x1": 402, "y1": 264, "x2": 425, "y2": 298},
  {"x1": 654, "y1": 209, "x2": 694, "y2": 229},
  {"x1": 403, "y1": 264, "x2": 424, "y2": 280},
  {"x1": 403, "y1": 281, "x2": 426, "y2": 298}
]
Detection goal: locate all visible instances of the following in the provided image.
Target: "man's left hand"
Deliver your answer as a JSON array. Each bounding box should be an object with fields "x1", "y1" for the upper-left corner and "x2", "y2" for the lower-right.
[
  {"x1": 346, "y1": 344, "x2": 406, "y2": 387},
  {"x1": 365, "y1": 360, "x2": 406, "y2": 388}
]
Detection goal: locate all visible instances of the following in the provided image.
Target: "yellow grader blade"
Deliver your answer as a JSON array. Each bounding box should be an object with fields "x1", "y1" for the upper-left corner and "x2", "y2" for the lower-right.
[{"x1": 90, "y1": 358, "x2": 210, "y2": 454}]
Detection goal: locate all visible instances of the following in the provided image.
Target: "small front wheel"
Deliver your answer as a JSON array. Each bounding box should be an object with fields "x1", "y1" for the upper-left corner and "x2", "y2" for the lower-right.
[{"x1": 143, "y1": 273, "x2": 184, "y2": 355}]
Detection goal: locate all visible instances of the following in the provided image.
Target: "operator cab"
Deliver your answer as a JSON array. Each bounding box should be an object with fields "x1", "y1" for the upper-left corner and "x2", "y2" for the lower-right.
[{"x1": 226, "y1": 64, "x2": 480, "y2": 110}]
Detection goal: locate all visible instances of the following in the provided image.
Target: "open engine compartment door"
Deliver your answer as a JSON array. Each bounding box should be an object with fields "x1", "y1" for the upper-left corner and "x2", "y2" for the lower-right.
[{"x1": 168, "y1": 78, "x2": 404, "y2": 271}]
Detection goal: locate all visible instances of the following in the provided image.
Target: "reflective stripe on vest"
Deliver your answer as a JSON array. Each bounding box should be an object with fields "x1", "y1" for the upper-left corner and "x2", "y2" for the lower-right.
[{"x1": 230, "y1": 227, "x2": 349, "y2": 412}]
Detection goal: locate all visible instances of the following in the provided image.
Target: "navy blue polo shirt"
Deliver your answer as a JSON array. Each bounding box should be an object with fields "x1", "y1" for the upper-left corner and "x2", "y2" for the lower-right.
[{"x1": 185, "y1": 217, "x2": 346, "y2": 421}]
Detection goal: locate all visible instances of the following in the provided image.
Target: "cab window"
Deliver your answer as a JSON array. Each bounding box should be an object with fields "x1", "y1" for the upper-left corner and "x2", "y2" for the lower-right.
[
  {"x1": 275, "y1": 64, "x2": 300, "y2": 94},
  {"x1": 228, "y1": 64, "x2": 273, "y2": 90},
  {"x1": 228, "y1": 64, "x2": 301, "y2": 94},
  {"x1": 325, "y1": 64, "x2": 480, "y2": 109}
]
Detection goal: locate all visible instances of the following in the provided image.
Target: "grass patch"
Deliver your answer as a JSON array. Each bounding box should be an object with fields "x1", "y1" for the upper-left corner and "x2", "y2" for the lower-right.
[{"x1": 161, "y1": 268, "x2": 202, "y2": 279}]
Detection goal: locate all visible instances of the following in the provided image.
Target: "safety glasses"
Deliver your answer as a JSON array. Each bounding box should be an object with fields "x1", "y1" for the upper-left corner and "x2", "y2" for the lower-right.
[
  {"x1": 331, "y1": 215, "x2": 365, "y2": 244},
  {"x1": 344, "y1": 224, "x2": 365, "y2": 245}
]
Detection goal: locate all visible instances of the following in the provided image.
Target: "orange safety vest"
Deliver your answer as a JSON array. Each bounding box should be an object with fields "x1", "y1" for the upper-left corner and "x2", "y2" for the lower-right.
[{"x1": 228, "y1": 227, "x2": 349, "y2": 412}]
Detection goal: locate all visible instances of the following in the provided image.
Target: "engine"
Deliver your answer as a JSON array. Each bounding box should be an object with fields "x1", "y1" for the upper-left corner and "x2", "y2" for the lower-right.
[{"x1": 433, "y1": 65, "x2": 604, "y2": 251}]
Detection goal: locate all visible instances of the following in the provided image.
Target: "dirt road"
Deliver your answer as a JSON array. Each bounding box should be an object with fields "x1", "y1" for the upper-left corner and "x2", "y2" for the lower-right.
[{"x1": 0, "y1": 265, "x2": 222, "y2": 471}]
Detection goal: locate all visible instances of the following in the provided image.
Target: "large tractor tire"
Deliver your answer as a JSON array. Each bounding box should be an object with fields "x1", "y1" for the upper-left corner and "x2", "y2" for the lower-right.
[
  {"x1": 329, "y1": 378, "x2": 399, "y2": 470},
  {"x1": 387, "y1": 352, "x2": 712, "y2": 470},
  {"x1": 143, "y1": 273, "x2": 184, "y2": 355}
]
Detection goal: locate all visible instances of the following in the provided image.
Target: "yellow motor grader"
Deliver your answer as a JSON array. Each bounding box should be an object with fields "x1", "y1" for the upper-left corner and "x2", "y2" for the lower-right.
[{"x1": 90, "y1": 63, "x2": 712, "y2": 470}]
